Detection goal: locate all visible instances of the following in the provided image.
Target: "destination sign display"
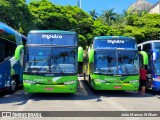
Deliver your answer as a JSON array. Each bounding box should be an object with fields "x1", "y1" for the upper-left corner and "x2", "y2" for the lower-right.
[
  {"x1": 27, "y1": 33, "x2": 77, "y2": 46},
  {"x1": 94, "y1": 39, "x2": 137, "y2": 50}
]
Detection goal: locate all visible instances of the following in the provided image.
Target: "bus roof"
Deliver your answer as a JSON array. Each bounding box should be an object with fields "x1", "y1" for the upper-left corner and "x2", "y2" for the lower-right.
[
  {"x1": 94, "y1": 36, "x2": 135, "y2": 40},
  {"x1": 138, "y1": 40, "x2": 160, "y2": 45},
  {"x1": 0, "y1": 22, "x2": 19, "y2": 35},
  {"x1": 0, "y1": 22, "x2": 27, "y2": 45},
  {"x1": 29, "y1": 30, "x2": 77, "y2": 34}
]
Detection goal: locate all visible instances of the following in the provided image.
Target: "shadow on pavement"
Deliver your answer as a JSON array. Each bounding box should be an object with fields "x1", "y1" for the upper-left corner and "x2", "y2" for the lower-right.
[
  {"x1": 29, "y1": 79, "x2": 156, "y2": 102},
  {"x1": 0, "y1": 79, "x2": 159, "y2": 104},
  {"x1": 0, "y1": 86, "x2": 31, "y2": 105}
]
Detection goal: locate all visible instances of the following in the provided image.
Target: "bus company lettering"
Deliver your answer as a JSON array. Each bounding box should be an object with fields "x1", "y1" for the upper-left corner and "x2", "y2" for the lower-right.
[
  {"x1": 107, "y1": 40, "x2": 124, "y2": 44},
  {"x1": 42, "y1": 34, "x2": 62, "y2": 39}
]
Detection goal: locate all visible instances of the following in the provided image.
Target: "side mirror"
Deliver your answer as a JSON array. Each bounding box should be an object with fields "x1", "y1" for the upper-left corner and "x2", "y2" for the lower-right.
[
  {"x1": 78, "y1": 46, "x2": 83, "y2": 62},
  {"x1": 139, "y1": 51, "x2": 148, "y2": 65},
  {"x1": 15, "y1": 45, "x2": 24, "y2": 60},
  {"x1": 89, "y1": 49, "x2": 94, "y2": 63}
]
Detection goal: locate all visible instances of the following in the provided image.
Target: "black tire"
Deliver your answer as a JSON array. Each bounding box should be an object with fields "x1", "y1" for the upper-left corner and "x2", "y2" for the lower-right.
[
  {"x1": 10, "y1": 77, "x2": 17, "y2": 93},
  {"x1": 83, "y1": 73, "x2": 86, "y2": 80},
  {"x1": 89, "y1": 75, "x2": 93, "y2": 88}
]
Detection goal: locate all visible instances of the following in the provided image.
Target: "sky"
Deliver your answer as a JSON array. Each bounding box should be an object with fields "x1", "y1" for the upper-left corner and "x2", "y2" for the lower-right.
[{"x1": 26, "y1": 0, "x2": 158, "y2": 14}]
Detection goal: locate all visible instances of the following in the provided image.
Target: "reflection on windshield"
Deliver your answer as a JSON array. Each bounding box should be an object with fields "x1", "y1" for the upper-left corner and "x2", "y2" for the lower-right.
[
  {"x1": 25, "y1": 47, "x2": 77, "y2": 73},
  {"x1": 94, "y1": 50, "x2": 139, "y2": 75}
]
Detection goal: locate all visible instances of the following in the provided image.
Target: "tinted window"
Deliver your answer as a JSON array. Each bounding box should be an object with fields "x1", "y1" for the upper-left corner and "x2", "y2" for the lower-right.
[
  {"x1": 0, "y1": 38, "x2": 16, "y2": 63},
  {"x1": 143, "y1": 44, "x2": 151, "y2": 51},
  {"x1": 138, "y1": 46, "x2": 141, "y2": 51},
  {"x1": 0, "y1": 39, "x2": 5, "y2": 63}
]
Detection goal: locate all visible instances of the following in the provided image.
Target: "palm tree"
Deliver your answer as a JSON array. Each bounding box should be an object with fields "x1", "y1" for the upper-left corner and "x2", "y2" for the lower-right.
[
  {"x1": 122, "y1": 9, "x2": 133, "y2": 25},
  {"x1": 89, "y1": 9, "x2": 99, "y2": 20},
  {"x1": 101, "y1": 8, "x2": 117, "y2": 25}
]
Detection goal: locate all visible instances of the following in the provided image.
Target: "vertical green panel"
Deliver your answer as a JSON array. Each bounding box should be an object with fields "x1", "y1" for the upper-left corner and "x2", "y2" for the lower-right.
[
  {"x1": 89, "y1": 49, "x2": 94, "y2": 63},
  {"x1": 15, "y1": 45, "x2": 24, "y2": 60},
  {"x1": 78, "y1": 46, "x2": 83, "y2": 62},
  {"x1": 139, "y1": 51, "x2": 148, "y2": 65}
]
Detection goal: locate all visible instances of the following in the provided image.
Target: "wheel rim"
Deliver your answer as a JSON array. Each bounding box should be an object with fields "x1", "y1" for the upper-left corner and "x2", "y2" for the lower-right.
[{"x1": 11, "y1": 80, "x2": 16, "y2": 91}]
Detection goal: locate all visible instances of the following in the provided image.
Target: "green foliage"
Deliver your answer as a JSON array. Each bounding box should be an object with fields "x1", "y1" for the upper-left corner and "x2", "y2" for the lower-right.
[
  {"x1": 29, "y1": 1, "x2": 94, "y2": 47},
  {"x1": 78, "y1": 35, "x2": 87, "y2": 50},
  {"x1": 1, "y1": 0, "x2": 160, "y2": 49},
  {"x1": 0, "y1": 0, "x2": 34, "y2": 35},
  {"x1": 101, "y1": 8, "x2": 117, "y2": 25},
  {"x1": 18, "y1": 26, "x2": 24, "y2": 34},
  {"x1": 89, "y1": 9, "x2": 99, "y2": 20},
  {"x1": 93, "y1": 20, "x2": 110, "y2": 36}
]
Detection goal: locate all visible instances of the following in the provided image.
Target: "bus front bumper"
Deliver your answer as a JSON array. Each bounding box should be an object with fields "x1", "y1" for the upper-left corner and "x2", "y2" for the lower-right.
[
  {"x1": 152, "y1": 81, "x2": 160, "y2": 91},
  {"x1": 92, "y1": 82, "x2": 139, "y2": 91},
  {"x1": 23, "y1": 83, "x2": 77, "y2": 93}
]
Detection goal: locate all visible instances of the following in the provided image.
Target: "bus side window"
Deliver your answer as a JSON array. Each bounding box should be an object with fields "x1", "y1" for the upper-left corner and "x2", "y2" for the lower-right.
[
  {"x1": 0, "y1": 40, "x2": 5, "y2": 63},
  {"x1": 143, "y1": 44, "x2": 151, "y2": 51},
  {"x1": 138, "y1": 46, "x2": 141, "y2": 51},
  {"x1": 4, "y1": 41, "x2": 16, "y2": 59}
]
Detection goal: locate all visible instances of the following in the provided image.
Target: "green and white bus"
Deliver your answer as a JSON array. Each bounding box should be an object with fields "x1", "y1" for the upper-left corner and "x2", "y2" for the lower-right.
[
  {"x1": 16, "y1": 30, "x2": 83, "y2": 93},
  {"x1": 84, "y1": 36, "x2": 147, "y2": 91}
]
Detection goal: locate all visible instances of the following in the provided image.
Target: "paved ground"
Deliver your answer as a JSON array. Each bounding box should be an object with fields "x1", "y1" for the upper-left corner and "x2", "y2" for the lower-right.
[{"x1": 0, "y1": 77, "x2": 160, "y2": 120}]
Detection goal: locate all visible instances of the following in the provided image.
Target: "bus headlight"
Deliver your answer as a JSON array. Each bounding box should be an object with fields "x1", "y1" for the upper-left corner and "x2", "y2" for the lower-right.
[
  {"x1": 24, "y1": 80, "x2": 36, "y2": 84},
  {"x1": 129, "y1": 80, "x2": 139, "y2": 83},
  {"x1": 64, "y1": 81, "x2": 76, "y2": 85},
  {"x1": 95, "y1": 79, "x2": 106, "y2": 83}
]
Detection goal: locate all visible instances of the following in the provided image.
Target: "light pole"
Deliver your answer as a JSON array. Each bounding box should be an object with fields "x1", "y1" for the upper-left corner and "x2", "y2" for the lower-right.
[{"x1": 77, "y1": 0, "x2": 81, "y2": 8}]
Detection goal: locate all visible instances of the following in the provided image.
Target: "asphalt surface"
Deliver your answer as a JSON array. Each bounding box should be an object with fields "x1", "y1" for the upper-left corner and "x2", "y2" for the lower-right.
[{"x1": 0, "y1": 77, "x2": 160, "y2": 120}]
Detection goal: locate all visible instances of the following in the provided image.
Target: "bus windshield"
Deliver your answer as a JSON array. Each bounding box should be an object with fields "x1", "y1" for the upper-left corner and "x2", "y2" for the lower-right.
[
  {"x1": 24, "y1": 47, "x2": 77, "y2": 74},
  {"x1": 155, "y1": 60, "x2": 160, "y2": 75},
  {"x1": 94, "y1": 50, "x2": 139, "y2": 75}
]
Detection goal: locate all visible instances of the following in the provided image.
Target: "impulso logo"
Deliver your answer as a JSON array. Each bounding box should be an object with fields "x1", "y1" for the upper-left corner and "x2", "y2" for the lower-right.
[
  {"x1": 107, "y1": 40, "x2": 124, "y2": 44},
  {"x1": 42, "y1": 34, "x2": 63, "y2": 39}
]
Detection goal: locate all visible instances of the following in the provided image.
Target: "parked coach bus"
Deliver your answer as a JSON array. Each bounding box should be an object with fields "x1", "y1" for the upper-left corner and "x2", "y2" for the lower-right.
[
  {"x1": 0, "y1": 22, "x2": 27, "y2": 93},
  {"x1": 84, "y1": 36, "x2": 147, "y2": 91},
  {"x1": 16, "y1": 30, "x2": 83, "y2": 93},
  {"x1": 138, "y1": 40, "x2": 160, "y2": 91}
]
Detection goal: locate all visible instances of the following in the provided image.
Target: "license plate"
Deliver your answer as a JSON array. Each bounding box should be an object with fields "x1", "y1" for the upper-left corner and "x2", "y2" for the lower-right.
[
  {"x1": 114, "y1": 86, "x2": 122, "y2": 89},
  {"x1": 45, "y1": 87, "x2": 53, "y2": 90}
]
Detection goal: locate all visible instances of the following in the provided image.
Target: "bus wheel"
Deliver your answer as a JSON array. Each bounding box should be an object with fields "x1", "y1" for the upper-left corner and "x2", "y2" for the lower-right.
[
  {"x1": 89, "y1": 76, "x2": 93, "y2": 88},
  {"x1": 10, "y1": 78, "x2": 17, "y2": 92},
  {"x1": 83, "y1": 73, "x2": 86, "y2": 80}
]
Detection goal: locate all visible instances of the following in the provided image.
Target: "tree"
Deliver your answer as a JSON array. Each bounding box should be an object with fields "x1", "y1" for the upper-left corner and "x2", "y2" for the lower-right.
[
  {"x1": 29, "y1": 0, "x2": 69, "y2": 30},
  {"x1": 101, "y1": 8, "x2": 117, "y2": 25},
  {"x1": 0, "y1": 0, "x2": 34, "y2": 35},
  {"x1": 93, "y1": 20, "x2": 110, "y2": 36},
  {"x1": 78, "y1": 35, "x2": 87, "y2": 50},
  {"x1": 89, "y1": 9, "x2": 99, "y2": 20}
]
